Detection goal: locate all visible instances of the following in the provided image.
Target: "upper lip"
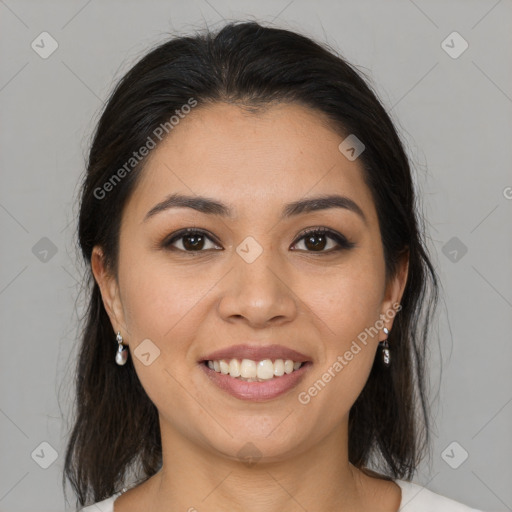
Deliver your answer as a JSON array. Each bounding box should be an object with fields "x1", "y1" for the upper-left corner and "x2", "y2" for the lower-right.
[{"x1": 200, "y1": 344, "x2": 311, "y2": 363}]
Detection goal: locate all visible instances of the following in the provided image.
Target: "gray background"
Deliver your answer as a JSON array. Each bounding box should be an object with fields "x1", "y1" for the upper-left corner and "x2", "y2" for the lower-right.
[{"x1": 1, "y1": 1, "x2": 511, "y2": 511}]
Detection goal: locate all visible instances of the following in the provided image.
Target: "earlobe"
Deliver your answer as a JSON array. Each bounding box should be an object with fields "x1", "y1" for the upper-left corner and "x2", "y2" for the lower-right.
[{"x1": 91, "y1": 246, "x2": 126, "y2": 334}]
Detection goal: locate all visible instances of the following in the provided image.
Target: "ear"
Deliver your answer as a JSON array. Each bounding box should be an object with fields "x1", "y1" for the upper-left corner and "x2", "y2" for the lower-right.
[
  {"x1": 91, "y1": 245, "x2": 127, "y2": 339},
  {"x1": 379, "y1": 249, "x2": 409, "y2": 341}
]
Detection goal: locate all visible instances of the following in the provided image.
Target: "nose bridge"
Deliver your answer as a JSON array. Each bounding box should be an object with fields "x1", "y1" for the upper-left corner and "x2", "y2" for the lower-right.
[
  {"x1": 234, "y1": 233, "x2": 282, "y2": 293},
  {"x1": 217, "y1": 232, "x2": 297, "y2": 325}
]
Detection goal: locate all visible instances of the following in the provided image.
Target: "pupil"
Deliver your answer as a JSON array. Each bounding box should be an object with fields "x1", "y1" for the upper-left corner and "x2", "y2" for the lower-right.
[
  {"x1": 305, "y1": 234, "x2": 326, "y2": 251},
  {"x1": 184, "y1": 234, "x2": 204, "y2": 250}
]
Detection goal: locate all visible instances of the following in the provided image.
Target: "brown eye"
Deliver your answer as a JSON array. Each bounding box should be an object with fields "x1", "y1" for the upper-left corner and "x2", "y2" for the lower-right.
[
  {"x1": 163, "y1": 227, "x2": 354, "y2": 254},
  {"x1": 291, "y1": 228, "x2": 355, "y2": 253},
  {"x1": 164, "y1": 229, "x2": 221, "y2": 252},
  {"x1": 181, "y1": 232, "x2": 206, "y2": 250}
]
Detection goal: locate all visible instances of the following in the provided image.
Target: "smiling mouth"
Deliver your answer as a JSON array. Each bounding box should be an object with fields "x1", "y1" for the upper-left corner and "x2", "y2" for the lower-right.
[{"x1": 203, "y1": 358, "x2": 308, "y2": 382}]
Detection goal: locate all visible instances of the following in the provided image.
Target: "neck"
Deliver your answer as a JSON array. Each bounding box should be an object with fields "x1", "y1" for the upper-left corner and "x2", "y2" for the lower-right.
[{"x1": 145, "y1": 422, "x2": 367, "y2": 512}]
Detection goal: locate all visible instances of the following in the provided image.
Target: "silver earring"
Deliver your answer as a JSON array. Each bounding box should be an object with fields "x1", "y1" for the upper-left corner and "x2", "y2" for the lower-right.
[
  {"x1": 115, "y1": 331, "x2": 129, "y2": 366},
  {"x1": 380, "y1": 327, "x2": 390, "y2": 366}
]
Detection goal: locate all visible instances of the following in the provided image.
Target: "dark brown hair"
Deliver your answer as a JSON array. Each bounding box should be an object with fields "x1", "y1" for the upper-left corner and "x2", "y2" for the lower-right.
[{"x1": 63, "y1": 20, "x2": 439, "y2": 508}]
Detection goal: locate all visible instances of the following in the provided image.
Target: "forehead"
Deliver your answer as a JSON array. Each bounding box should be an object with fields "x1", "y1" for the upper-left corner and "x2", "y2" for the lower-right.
[{"x1": 123, "y1": 102, "x2": 377, "y2": 225}]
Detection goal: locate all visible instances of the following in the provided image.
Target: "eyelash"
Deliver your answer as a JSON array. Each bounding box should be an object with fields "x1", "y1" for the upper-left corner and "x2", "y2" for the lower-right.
[{"x1": 162, "y1": 227, "x2": 355, "y2": 255}]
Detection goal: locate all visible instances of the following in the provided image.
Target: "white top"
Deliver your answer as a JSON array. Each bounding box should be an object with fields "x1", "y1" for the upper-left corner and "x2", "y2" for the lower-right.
[{"x1": 80, "y1": 479, "x2": 484, "y2": 511}]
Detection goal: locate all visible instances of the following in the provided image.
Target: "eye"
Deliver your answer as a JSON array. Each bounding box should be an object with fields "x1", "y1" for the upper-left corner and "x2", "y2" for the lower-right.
[
  {"x1": 291, "y1": 227, "x2": 355, "y2": 253},
  {"x1": 163, "y1": 228, "x2": 222, "y2": 252},
  {"x1": 162, "y1": 227, "x2": 355, "y2": 254}
]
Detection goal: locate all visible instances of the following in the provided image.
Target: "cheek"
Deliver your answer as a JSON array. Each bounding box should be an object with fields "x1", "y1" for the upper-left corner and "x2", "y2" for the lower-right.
[
  {"x1": 118, "y1": 251, "x2": 212, "y2": 342},
  {"x1": 291, "y1": 254, "x2": 384, "y2": 412},
  {"x1": 117, "y1": 254, "x2": 216, "y2": 442},
  {"x1": 298, "y1": 262, "x2": 385, "y2": 351},
  {"x1": 294, "y1": 271, "x2": 383, "y2": 430}
]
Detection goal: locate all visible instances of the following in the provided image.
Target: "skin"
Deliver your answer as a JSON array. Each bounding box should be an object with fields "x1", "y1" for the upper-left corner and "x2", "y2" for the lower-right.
[{"x1": 92, "y1": 102, "x2": 409, "y2": 512}]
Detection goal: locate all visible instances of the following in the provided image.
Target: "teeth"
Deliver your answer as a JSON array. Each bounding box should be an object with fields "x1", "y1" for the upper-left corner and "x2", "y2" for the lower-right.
[
  {"x1": 228, "y1": 358, "x2": 241, "y2": 377},
  {"x1": 206, "y1": 358, "x2": 305, "y2": 381},
  {"x1": 240, "y1": 359, "x2": 257, "y2": 378},
  {"x1": 257, "y1": 359, "x2": 274, "y2": 380},
  {"x1": 274, "y1": 359, "x2": 285, "y2": 376},
  {"x1": 219, "y1": 360, "x2": 229, "y2": 374}
]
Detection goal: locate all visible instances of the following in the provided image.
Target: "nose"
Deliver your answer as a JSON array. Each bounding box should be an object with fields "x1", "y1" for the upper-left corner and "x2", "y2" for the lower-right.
[{"x1": 217, "y1": 244, "x2": 298, "y2": 329}]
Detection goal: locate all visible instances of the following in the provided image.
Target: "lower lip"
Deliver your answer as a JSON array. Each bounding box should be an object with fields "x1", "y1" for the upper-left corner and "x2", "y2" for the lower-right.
[{"x1": 200, "y1": 362, "x2": 311, "y2": 402}]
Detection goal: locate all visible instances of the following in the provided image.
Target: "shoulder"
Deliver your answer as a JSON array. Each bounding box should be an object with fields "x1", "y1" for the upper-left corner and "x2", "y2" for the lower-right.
[
  {"x1": 395, "y1": 480, "x2": 484, "y2": 512},
  {"x1": 79, "y1": 491, "x2": 122, "y2": 512}
]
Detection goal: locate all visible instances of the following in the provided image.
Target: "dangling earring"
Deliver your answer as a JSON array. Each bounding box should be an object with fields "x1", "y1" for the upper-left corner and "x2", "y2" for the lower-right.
[
  {"x1": 379, "y1": 326, "x2": 391, "y2": 366},
  {"x1": 115, "y1": 331, "x2": 129, "y2": 366}
]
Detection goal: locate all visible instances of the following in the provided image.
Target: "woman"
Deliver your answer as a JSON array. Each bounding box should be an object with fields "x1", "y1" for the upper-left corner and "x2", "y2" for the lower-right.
[{"x1": 64, "y1": 21, "x2": 483, "y2": 512}]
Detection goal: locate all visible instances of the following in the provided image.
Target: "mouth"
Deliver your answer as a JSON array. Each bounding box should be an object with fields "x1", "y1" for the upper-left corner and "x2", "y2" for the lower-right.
[{"x1": 198, "y1": 344, "x2": 312, "y2": 401}]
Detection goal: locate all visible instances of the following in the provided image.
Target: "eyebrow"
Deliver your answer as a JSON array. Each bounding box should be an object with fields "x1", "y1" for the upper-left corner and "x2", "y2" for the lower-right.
[{"x1": 144, "y1": 192, "x2": 367, "y2": 225}]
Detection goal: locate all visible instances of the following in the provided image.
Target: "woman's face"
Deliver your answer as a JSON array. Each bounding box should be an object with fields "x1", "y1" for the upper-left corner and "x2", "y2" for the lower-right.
[{"x1": 93, "y1": 102, "x2": 407, "y2": 463}]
